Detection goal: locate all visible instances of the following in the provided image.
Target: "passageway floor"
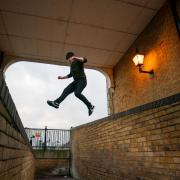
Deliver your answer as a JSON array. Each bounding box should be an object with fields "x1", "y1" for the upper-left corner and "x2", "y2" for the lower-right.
[{"x1": 36, "y1": 176, "x2": 74, "y2": 180}]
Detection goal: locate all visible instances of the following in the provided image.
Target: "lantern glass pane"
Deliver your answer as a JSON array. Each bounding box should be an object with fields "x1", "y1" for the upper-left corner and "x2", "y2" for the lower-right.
[{"x1": 133, "y1": 54, "x2": 144, "y2": 66}]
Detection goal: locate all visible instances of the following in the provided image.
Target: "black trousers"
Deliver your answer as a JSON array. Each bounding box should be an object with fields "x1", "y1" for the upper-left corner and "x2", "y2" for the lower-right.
[{"x1": 55, "y1": 78, "x2": 92, "y2": 109}]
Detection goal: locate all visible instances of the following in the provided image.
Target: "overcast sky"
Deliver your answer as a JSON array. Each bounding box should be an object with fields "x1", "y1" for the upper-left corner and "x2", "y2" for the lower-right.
[{"x1": 5, "y1": 61, "x2": 108, "y2": 130}]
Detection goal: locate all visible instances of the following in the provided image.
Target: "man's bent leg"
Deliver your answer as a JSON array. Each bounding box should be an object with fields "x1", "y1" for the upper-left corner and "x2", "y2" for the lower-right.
[{"x1": 55, "y1": 81, "x2": 75, "y2": 104}]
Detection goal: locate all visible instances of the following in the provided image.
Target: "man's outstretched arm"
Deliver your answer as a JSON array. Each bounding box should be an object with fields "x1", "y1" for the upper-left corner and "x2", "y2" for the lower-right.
[{"x1": 58, "y1": 73, "x2": 72, "y2": 79}]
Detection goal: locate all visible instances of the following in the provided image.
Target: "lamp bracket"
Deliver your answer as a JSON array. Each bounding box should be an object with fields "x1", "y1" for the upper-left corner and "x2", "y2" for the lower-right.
[{"x1": 138, "y1": 65, "x2": 154, "y2": 78}]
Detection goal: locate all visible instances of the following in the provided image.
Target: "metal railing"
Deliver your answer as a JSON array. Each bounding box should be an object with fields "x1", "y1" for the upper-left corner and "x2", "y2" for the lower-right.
[{"x1": 25, "y1": 126, "x2": 70, "y2": 150}]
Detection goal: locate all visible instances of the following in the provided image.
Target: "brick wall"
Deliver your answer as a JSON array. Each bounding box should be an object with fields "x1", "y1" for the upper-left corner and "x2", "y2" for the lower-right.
[
  {"x1": 71, "y1": 95, "x2": 180, "y2": 180},
  {"x1": 113, "y1": 1, "x2": 180, "y2": 113},
  {"x1": 34, "y1": 149, "x2": 70, "y2": 177},
  {"x1": 0, "y1": 72, "x2": 35, "y2": 180},
  {"x1": 36, "y1": 158, "x2": 70, "y2": 177}
]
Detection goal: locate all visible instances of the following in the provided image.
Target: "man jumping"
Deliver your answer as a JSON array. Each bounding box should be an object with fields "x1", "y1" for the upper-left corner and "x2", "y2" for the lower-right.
[{"x1": 47, "y1": 52, "x2": 95, "y2": 116}]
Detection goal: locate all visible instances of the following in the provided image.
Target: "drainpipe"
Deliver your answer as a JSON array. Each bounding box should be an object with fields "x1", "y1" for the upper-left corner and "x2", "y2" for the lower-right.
[
  {"x1": 169, "y1": 0, "x2": 180, "y2": 37},
  {"x1": 0, "y1": 51, "x2": 4, "y2": 69}
]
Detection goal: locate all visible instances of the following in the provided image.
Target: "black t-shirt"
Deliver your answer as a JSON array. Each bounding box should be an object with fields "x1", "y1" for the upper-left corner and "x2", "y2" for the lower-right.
[{"x1": 67, "y1": 58, "x2": 87, "y2": 80}]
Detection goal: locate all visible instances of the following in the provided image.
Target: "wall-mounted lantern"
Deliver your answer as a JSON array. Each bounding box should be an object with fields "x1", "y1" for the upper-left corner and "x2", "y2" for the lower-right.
[{"x1": 132, "y1": 49, "x2": 154, "y2": 78}]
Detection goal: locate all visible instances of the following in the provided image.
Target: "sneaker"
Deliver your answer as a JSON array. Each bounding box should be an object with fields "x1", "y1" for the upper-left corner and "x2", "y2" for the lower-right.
[
  {"x1": 47, "y1": 100, "x2": 59, "y2": 109},
  {"x1": 88, "y1": 105, "x2": 95, "y2": 116}
]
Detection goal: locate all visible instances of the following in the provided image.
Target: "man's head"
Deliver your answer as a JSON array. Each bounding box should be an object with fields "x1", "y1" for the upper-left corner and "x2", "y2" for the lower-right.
[{"x1": 66, "y1": 52, "x2": 74, "y2": 60}]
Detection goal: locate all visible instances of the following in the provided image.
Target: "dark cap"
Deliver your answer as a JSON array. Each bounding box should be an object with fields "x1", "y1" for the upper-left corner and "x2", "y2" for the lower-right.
[{"x1": 66, "y1": 52, "x2": 74, "y2": 60}]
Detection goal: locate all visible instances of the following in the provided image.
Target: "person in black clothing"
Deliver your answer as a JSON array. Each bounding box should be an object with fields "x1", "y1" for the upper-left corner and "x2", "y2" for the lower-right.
[{"x1": 47, "y1": 52, "x2": 95, "y2": 116}]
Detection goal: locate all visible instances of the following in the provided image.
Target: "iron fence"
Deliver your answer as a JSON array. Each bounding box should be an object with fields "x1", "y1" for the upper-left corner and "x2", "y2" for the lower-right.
[{"x1": 25, "y1": 126, "x2": 70, "y2": 150}]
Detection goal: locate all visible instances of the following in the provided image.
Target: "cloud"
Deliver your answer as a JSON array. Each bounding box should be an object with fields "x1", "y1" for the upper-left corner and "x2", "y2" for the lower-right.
[{"x1": 5, "y1": 61, "x2": 108, "y2": 129}]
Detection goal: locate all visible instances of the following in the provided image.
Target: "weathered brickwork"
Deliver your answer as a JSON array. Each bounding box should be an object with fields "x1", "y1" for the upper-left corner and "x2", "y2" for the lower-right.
[
  {"x1": 0, "y1": 114, "x2": 35, "y2": 180},
  {"x1": 36, "y1": 158, "x2": 70, "y2": 177},
  {"x1": 34, "y1": 149, "x2": 70, "y2": 177},
  {"x1": 71, "y1": 101, "x2": 180, "y2": 180},
  {"x1": 113, "y1": 1, "x2": 180, "y2": 113}
]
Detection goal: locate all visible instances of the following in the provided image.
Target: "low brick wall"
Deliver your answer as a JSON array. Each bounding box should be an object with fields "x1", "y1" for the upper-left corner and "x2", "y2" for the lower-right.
[
  {"x1": 0, "y1": 71, "x2": 35, "y2": 180},
  {"x1": 36, "y1": 158, "x2": 70, "y2": 177},
  {"x1": 71, "y1": 94, "x2": 180, "y2": 180},
  {"x1": 34, "y1": 149, "x2": 70, "y2": 177}
]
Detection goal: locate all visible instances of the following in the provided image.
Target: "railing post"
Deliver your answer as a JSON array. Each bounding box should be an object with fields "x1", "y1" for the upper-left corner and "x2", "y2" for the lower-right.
[
  {"x1": 69, "y1": 127, "x2": 73, "y2": 176},
  {"x1": 44, "y1": 126, "x2": 47, "y2": 150}
]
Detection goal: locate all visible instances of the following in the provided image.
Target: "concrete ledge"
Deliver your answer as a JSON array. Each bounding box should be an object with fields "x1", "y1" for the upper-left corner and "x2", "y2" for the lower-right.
[{"x1": 34, "y1": 149, "x2": 70, "y2": 159}]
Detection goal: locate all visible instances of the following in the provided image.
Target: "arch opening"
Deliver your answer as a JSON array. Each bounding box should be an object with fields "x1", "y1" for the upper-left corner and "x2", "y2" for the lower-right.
[{"x1": 5, "y1": 60, "x2": 111, "y2": 129}]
